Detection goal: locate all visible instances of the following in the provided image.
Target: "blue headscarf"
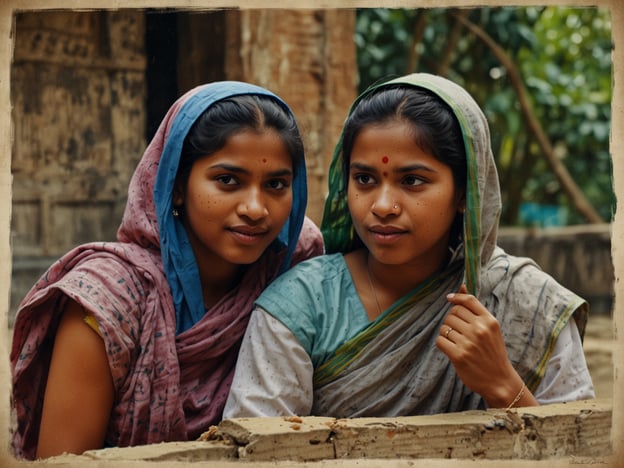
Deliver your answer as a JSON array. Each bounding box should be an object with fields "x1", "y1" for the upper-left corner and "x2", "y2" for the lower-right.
[{"x1": 153, "y1": 82, "x2": 307, "y2": 334}]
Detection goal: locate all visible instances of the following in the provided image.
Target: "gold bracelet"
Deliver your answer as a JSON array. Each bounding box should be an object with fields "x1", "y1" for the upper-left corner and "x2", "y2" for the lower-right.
[{"x1": 505, "y1": 382, "x2": 526, "y2": 411}]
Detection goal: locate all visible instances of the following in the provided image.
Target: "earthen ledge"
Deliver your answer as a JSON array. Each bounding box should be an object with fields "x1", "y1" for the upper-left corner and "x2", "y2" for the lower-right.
[{"x1": 28, "y1": 399, "x2": 612, "y2": 464}]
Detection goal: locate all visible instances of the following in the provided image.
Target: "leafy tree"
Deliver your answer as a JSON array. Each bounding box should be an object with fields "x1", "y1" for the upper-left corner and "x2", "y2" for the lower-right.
[{"x1": 355, "y1": 7, "x2": 613, "y2": 226}]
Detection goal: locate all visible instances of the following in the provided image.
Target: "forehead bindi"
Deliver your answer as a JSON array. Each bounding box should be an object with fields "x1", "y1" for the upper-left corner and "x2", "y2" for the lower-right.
[{"x1": 381, "y1": 155, "x2": 389, "y2": 176}]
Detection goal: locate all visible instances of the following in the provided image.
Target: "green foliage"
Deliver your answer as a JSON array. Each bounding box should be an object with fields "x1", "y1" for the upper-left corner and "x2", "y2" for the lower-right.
[{"x1": 355, "y1": 7, "x2": 614, "y2": 226}]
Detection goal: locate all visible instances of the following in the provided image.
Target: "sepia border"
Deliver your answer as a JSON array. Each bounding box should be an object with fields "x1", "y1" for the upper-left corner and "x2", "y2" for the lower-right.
[{"x1": 0, "y1": 1, "x2": 620, "y2": 466}]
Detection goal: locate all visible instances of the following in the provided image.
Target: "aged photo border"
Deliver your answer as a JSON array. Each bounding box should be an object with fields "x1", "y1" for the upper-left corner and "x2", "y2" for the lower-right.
[{"x1": 0, "y1": 0, "x2": 620, "y2": 466}]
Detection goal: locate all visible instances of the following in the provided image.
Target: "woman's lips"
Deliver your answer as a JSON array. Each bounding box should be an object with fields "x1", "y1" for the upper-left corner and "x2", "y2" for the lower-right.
[
  {"x1": 368, "y1": 225, "x2": 407, "y2": 244},
  {"x1": 228, "y1": 226, "x2": 270, "y2": 245}
]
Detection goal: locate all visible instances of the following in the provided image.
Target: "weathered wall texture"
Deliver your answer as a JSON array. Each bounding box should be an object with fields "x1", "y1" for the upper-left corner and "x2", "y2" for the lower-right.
[{"x1": 11, "y1": 11, "x2": 147, "y2": 258}]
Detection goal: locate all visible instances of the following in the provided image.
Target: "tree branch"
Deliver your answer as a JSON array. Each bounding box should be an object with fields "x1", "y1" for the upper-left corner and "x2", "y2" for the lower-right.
[
  {"x1": 406, "y1": 10, "x2": 428, "y2": 74},
  {"x1": 435, "y1": 9, "x2": 471, "y2": 76},
  {"x1": 452, "y1": 11, "x2": 604, "y2": 224}
]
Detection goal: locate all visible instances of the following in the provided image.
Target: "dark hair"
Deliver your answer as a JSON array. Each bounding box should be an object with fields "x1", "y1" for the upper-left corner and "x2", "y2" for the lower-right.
[
  {"x1": 176, "y1": 94, "x2": 304, "y2": 189},
  {"x1": 341, "y1": 85, "x2": 467, "y2": 193}
]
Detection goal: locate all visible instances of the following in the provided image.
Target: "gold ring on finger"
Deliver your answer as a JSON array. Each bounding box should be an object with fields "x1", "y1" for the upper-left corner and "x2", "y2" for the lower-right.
[{"x1": 445, "y1": 327, "x2": 454, "y2": 339}]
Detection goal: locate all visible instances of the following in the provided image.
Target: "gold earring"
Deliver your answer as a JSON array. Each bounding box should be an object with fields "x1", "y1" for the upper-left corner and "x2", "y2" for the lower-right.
[{"x1": 172, "y1": 207, "x2": 180, "y2": 218}]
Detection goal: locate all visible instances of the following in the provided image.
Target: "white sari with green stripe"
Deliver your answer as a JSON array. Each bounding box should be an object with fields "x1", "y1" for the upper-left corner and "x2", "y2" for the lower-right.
[{"x1": 306, "y1": 246, "x2": 587, "y2": 416}]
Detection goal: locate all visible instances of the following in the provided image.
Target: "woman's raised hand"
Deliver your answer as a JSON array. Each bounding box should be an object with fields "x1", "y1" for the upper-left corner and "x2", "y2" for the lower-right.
[{"x1": 435, "y1": 284, "x2": 537, "y2": 409}]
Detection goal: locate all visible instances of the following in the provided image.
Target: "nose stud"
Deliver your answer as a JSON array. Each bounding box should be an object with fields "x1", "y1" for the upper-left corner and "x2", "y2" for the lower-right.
[{"x1": 393, "y1": 203, "x2": 399, "y2": 210}]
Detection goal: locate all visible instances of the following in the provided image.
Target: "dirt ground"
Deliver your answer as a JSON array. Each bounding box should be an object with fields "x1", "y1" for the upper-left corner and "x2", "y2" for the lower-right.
[{"x1": 583, "y1": 313, "x2": 614, "y2": 399}]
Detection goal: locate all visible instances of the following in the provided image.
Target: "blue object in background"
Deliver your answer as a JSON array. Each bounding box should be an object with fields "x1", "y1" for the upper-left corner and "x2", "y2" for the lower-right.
[{"x1": 518, "y1": 202, "x2": 568, "y2": 227}]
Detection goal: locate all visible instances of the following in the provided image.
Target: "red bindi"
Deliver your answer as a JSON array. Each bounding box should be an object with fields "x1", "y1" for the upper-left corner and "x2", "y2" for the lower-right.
[
  {"x1": 262, "y1": 158, "x2": 267, "y2": 163},
  {"x1": 382, "y1": 156, "x2": 389, "y2": 164}
]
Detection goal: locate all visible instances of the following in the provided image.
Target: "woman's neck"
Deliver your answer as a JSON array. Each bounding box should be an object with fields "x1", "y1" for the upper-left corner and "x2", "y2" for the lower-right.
[
  {"x1": 197, "y1": 262, "x2": 246, "y2": 310},
  {"x1": 347, "y1": 248, "x2": 449, "y2": 320}
]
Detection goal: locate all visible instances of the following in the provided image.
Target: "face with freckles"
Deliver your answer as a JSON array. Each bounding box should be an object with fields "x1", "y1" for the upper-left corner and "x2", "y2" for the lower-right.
[
  {"x1": 174, "y1": 128, "x2": 293, "y2": 270},
  {"x1": 347, "y1": 120, "x2": 464, "y2": 272}
]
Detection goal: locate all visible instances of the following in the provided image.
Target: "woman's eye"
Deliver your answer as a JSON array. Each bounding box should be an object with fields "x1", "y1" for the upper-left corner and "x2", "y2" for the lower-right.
[
  {"x1": 403, "y1": 175, "x2": 424, "y2": 186},
  {"x1": 353, "y1": 174, "x2": 376, "y2": 185},
  {"x1": 216, "y1": 175, "x2": 238, "y2": 186},
  {"x1": 267, "y1": 179, "x2": 290, "y2": 190}
]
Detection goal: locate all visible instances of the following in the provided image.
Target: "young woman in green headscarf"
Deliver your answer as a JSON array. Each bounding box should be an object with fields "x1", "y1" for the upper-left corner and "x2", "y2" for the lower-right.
[{"x1": 223, "y1": 73, "x2": 594, "y2": 418}]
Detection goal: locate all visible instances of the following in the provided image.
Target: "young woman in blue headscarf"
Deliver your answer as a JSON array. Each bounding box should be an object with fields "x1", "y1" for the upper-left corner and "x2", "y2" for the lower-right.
[{"x1": 11, "y1": 82, "x2": 323, "y2": 459}]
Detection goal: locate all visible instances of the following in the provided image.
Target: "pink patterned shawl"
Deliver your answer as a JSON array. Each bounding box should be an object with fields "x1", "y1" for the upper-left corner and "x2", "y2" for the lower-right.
[{"x1": 10, "y1": 83, "x2": 323, "y2": 459}]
